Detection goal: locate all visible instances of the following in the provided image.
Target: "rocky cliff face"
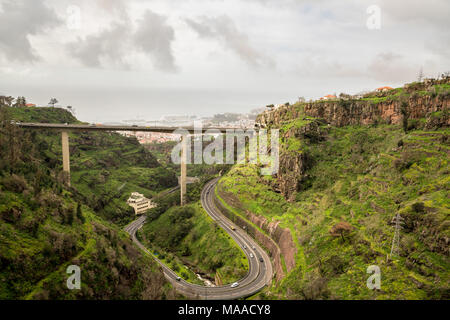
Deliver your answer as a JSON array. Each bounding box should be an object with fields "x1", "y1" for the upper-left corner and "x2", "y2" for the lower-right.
[
  {"x1": 269, "y1": 120, "x2": 326, "y2": 201},
  {"x1": 257, "y1": 94, "x2": 449, "y2": 128},
  {"x1": 303, "y1": 95, "x2": 449, "y2": 127},
  {"x1": 255, "y1": 82, "x2": 450, "y2": 201}
]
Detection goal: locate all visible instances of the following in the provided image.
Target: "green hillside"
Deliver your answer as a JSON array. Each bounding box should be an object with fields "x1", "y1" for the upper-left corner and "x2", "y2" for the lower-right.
[
  {"x1": 217, "y1": 101, "x2": 449, "y2": 299},
  {"x1": 7, "y1": 106, "x2": 178, "y2": 226},
  {"x1": 7, "y1": 106, "x2": 80, "y2": 124},
  {"x1": 0, "y1": 105, "x2": 177, "y2": 299}
]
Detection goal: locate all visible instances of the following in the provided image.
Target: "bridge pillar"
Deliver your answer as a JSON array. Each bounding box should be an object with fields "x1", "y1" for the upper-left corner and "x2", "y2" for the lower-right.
[
  {"x1": 61, "y1": 131, "x2": 71, "y2": 186},
  {"x1": 180, "y1": 134, "x2": 187, "y2": 205}
]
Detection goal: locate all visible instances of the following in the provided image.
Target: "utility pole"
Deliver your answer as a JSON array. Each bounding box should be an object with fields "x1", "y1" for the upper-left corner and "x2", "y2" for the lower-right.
[{"x1": 389, "y1": 213, "x2": 404, "y2": 259}]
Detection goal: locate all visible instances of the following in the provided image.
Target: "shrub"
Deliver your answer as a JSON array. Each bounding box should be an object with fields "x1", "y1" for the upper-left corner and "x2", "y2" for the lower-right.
[
  {"x1": 329, "y1": 221, "x2": 353, "y2": 242},
  {"x1": 393, "y1": 151, "x2": 422, "y2": 172},
  {"x1": 412, "y1": 202, "x2": 425, "y2": 213},
  {"x1": 2, "y1": 174, "x2": 28, "y2": 193},
  {"x1": 322, "y1": 255, "x2": 347, "y2": 276},
  {"x1": 407, "y1": 119, "x2": 421, "y2": 131},
  {"x1": 300, "y1": 271, "x2": 330, "y2": 300}
]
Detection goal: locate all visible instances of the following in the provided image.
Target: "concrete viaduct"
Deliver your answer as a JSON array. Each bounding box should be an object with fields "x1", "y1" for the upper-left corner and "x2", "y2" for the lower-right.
[{"x1": 16, "y1": 122, "x2": 248, "y2": 205}]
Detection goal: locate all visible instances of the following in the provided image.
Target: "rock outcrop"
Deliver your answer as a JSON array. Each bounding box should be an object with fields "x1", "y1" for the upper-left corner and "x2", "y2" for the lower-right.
[
  {"x1": 257, "y1": 94, "x2": 449, "y2": 128},
  {"x1": 269, "y1": 120, "x2": 325, "y2": 201},
  {"x1": 255, "y1": 81, "x2": 450, "y2": 201}
]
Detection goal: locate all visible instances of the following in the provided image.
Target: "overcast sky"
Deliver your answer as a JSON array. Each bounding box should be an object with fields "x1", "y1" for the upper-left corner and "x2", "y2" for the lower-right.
[{"x1": 0, "y1": 0, "x2": 449, "y2": 123}]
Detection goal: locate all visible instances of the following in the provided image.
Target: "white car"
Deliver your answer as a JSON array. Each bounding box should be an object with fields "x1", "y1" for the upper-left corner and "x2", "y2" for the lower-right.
[
  {"x1": 176, "y1": 276, "x2": 181, "y2": 281},
  {"x1": 231, "y1": 282, "x2": 239, "y2": 288},
  {"x1": 250, "y1": 253, "x2": 254, "y2": 258}
]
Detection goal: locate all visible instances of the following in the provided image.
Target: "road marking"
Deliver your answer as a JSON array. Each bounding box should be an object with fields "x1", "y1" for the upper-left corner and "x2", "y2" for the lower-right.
[{"x1": 123, "y1": 179, "x2": 272, "y2": 299}]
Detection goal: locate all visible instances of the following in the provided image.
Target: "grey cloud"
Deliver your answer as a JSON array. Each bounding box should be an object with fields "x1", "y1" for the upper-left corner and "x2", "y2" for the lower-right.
[
  {"x1": 379, "y1": 0, "x2": 450, "y2": 26},
  {"x1": 0, "y1": 0, "x2": 61, "y2": 63},
  {"x1": 67, "y1": 10, "x2": 177, "y2": 72},
  {"x1": 395, "y1": 0, "x2": 449, "y2": 60},
  {"x1": 67, "y1": 23, "x2": 131, "y2": 68},
  {"x1": 295, "y1": 56, "x2": 365, "y2": 78},
  {"x1": 185, "y1": 15, "x2": 274, "y2": 68},
  {"x1": 378, "y1": 0, "x2": 450, "y2": 58},
  {"x1": 133, "y1": 10, "x2": 177, "y2": 72},
  {"x1": 367, "y1": 52, "x2": 417, "y2": 83}
]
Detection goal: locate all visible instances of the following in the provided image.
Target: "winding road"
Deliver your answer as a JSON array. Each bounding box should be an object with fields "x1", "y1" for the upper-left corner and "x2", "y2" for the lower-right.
[{"x1": 123, "y1": 178, "x2": 273, "y2": 299}]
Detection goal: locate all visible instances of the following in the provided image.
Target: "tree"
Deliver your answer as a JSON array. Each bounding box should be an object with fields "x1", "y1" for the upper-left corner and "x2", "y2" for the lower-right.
[
  {"x1": 329, "y1": 221, "x2": 353, "y2": 242},
  {"x1": 13, "y1": 96, "x2": 26, "y2": 107},
  {"x1": 339, "y1": 93, "x2": 352, "y2": 100},
  {"x1": 0, "y1": 96, "x2": 14, "y2": 107},
  {"x1": 48, "y1": 98, "x2": 58, "y2": 107}
]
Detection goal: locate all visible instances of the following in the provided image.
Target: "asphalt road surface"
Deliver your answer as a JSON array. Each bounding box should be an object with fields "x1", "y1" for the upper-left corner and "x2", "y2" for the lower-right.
[{"x1": 123, "y1": 178, "x2": 273, "y2": 299}]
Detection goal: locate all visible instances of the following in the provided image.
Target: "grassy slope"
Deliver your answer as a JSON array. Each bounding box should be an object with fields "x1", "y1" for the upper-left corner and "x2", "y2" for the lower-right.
[
  {"x1": 219, "y1": 123, "x2": 449, "y2": 299},
  {"x1": 8, "y1": 107, "x2": 178, "y2": 226},
  {"x1": 139, "y1": 203, "x2": 248, "y2": 285},
  {"x1": 0, "y1": 169, "x2": 175, "y2": 299},
  {"x1": 68, "y1": 132, "x2": 178, "y2": 226},
  {"x1": 0, "y1": 106, "x2": 176, "y2": 299},
  {"x1": 6, "y1": 106, "x2": 81, "y2": 124},
  {"x1": 0, "y1": 188, "x2": 173, "y2": 299}
]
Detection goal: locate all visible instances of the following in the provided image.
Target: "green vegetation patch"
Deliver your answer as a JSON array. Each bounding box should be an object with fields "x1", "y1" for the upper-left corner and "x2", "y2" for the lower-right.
[
  {"x1": 139, "y1": 203, "x2": 248, "y2": 285},
  {"x1": 218, "y1": 122, "x2": 450, "y2": 299}
]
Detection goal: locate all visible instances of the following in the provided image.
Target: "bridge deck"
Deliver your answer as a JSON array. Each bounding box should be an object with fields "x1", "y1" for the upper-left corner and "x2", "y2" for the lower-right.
[{"x1": 15, "y1": 122, "x2": 254, "y2": 134}]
